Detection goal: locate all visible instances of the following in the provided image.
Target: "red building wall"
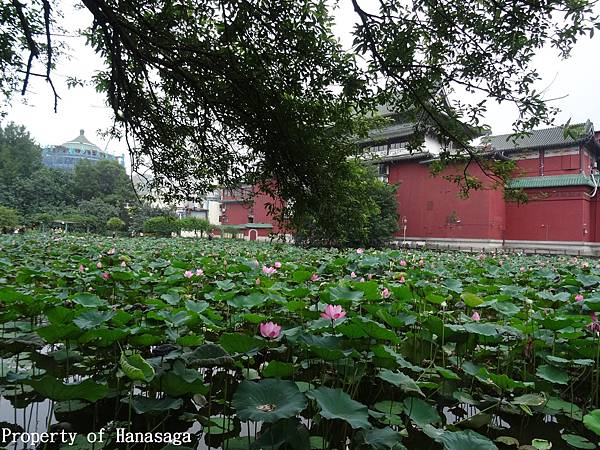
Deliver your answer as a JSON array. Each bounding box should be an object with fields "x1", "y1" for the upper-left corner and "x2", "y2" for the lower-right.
[
  {"x1": 505, "y1": 187, "x2": 592, "y2": 242},
  {"x1": 220, "y1": 189, "x2": 281, "y2": 235},
  {"x1": 388, "y1": 162, "x2": 505, "y2": 240}
]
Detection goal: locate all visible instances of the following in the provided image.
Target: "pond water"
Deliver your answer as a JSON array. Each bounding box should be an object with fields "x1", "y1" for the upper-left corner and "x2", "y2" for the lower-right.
[{"x1": 0, "y1": 393, "x2": 582, "y2": 450}]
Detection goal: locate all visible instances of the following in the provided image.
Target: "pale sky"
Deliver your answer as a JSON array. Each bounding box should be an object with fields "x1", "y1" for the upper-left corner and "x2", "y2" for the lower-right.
[{"x1": 5, "y1": 1, "x2": 600, "y2": 169}]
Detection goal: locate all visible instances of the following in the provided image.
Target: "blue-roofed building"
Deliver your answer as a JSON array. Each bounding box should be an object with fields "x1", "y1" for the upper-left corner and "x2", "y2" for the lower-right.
[{"x1": 42, "y1": 129, "x2": 125, "y2": 171}]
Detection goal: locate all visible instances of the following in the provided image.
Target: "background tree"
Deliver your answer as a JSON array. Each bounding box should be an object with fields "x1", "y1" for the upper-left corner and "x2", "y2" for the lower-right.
[
  {"x1": 128, "y1": 203, "x2": 175, "y2": 234},
  {"x1": 291, "y1": 161, "x2": 399, "y2": 248},
  {"x1": 12, "y1": 167, "x2": 76, "y2": 212},
  {"x1": 179, "y1": 217, "x2": 212, "y2": 237},
  {"x1": 0, "y1": 123, "x2": 41, "y2": 180},
  {"x1": 0, "y1": 205, "x2": 21, "y2": 231}
]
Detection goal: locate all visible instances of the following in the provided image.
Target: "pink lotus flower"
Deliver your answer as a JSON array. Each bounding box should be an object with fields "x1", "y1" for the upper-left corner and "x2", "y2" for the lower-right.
[
  {"x1": 520, "y1": 267, "x2": 526, "y2": 272},
  {"x1": 321, "y1": 304, "x2": 346, "y2": 321},
  {"x1": 78, "y1": 264, "x2": 85, "y2": 273},
  {"x1": 368, "y1": 274, "x2": 373, "y2": 280},
  {"x1": 400, "y1": 260, "x2": 407, "y2": 267},
  {"x1": 96, "y1": 261, "x2": 103, "y2": 269},
  {"x1": 274, "y1": 261, "x2": 282, "y2": 269},
  {"x1": 359, "y1": 277, "x2": 365, "y2": 282},
  {"x1": 101, "y1": 272, "x2": 110, "y2": 280},
  {"x1": 310, "y1": 273, "x2": 320, "y2": 282},
  {"x1": 120, "y1": 261, "x2": 127, "y2": 267},
  {"x1": 471, "y1": 311, "x2": 481, "y2": 321},
  {"x1": 107, "y1": 247, "x2": 116, "y2": 255},
  {"x1": 381, "y1": 288, "x2": 391, "y2": 299},
  {"x1": 195, "y1": 268, "x2": 204, "y2": 276},
  {"x1": 255, "y1": 277, "x2": 261, "y2": 285},
  {"x1": 587, "y1": 313, "x2": 600, "y2": 333},
  {"x1": 262, "y1": 266, "x2": 277, "y2": 276},
  {"x1": 399, "y1": 276, "x2": 405, "y2": 284},
  {"x1": 575, "y1": 294, "x2": 584, "y2": 302},
  {"x1": 259, "y1": 322, "x2": 282, "y2": 339},
  {"x1": 350, "y1": 271, "x2": 357, "y2": 278},
  {"x1": 184, "y1": 270, "x2": 194, "y2": 278},
  {"x1": 356, "y1": 248, "x2": 364, "y2": 254}
]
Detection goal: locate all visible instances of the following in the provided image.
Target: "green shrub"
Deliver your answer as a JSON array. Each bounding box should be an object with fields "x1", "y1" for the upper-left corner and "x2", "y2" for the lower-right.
[
  {"x1": 179, "y1": 217, "x2": 212, "y2": 236},
  {"x1": 107, "y1": 217, "x2": 126, "y2": 231},
  {"x1": 143, "y1": 216, "x2": 180, "y2": 237}
]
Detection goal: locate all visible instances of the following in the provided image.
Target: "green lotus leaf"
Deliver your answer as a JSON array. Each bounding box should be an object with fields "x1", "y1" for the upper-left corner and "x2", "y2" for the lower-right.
[
  {"x1": 251, "y1": 418, "x2": 310, "y2": 450},
  {"x1": 219, "y1": 333, "x2": 263, "y2": 354},
  {"x1": 536, "y1": 364, "x2": 569, "y2": 385},
  {"x1": 28, "y1": 376, "x2": 108, "y2": 402},
  {"x1": 73, "y1": 310, "x2": 116, "y2": 329},
  {"x1": 306, "y1": 386, "x2": 370, "y2": 429},
  {"x1": 444, "y1": 279, "x2": 463, "y2": 294},
  {"x1": 403, "y1": 397, "x2": 441, "y2": 427},
  {"x1": 461, "y1": 292, "x2": 483, "y2": 307},
  {"x1": 262, "y1": 361, "x2": 294, "y2": 378},
  {"x1": 512, "y1": 393, "x2": 546, "y2": 407},
  {"x1": 374, "y1": 400, "x2": 404, "y2": 415},
  {"x1": 438, "y1": 430, "x2": 498, "y2": 450},
  {"x1": 531, "y1": 438, "x2": 552, "y2": 450},
  {"x1": 183, "y1": 343, "x2": 234, "y2": 367},
  {"x1": 71, "y1": 293, "x2": 107, "y2": 308},
  {"x1": 583, "y1": 410, "x2": 600, "y2": 436},
  {"x1": 233, "y1": 379, "x2": 307, "y2": 423},
  {"x1": 356, "y1": 427, "x2": 405, "y2": 450},
  {"x1": 120, "y1": 352, "x2": 155, "y2": 382},
  {"x1": 377, "y1": 369, "x2": 424, "y2": 396},
  {"x1": 123, "y1": 396, "x2": 183, "y2": 414},
  {"x1": 561, "y1": 433, "x2": 596, "y2": 449},
  {"x1": 463, "y1": 323, "x2": 501, "y2": 337}
]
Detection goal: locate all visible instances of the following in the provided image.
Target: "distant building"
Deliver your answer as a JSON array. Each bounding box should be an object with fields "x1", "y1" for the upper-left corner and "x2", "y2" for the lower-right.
[
  {"x1": 218, "y1": 186, "x2": 282, "y2": 241},
  {"x1": 42, "y1": 129, "x2": 125, "y2": 171},
  {"x1": 131, "y1": 172, "x2": 222, "y2": 227},
  {"x1": 175, "y1": 191, "x2": 221, "y2": 224}
]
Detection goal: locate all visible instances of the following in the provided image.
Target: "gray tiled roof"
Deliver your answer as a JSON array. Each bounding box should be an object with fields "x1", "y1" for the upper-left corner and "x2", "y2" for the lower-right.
[
  {"x1": 361, "y1": 122, "x2": 415, "y2": 142},
  {"x1": 484, "y1": 121, "x2": 594, "y2": 152}
]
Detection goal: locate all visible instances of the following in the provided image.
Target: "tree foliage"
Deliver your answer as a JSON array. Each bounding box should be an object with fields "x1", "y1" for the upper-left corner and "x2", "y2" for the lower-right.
[
  {"x1": 1, "y1": 0, "x2": 598, "y2": 224},
  {"x1": 0, "y1": 123, "x2": 41, "y2": 180},
  {"x1": 179, "y1": 217, "x2": 212, "y2": 236},
  {"x1": 106, "y1": 216, "x2": 125, "y2": 231},
  {"x1": 291, "y1": 161, "x2": 399, "y2": 248},
  {"x1": 0, "y1": 205, "x2": 20, "y2": 231},
  {"x1": 143, "y1": 216, "x2": 180, "y2": 237}
]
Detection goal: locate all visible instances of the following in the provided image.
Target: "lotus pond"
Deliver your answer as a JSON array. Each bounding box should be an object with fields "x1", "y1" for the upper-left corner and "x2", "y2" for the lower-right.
[{"x1": 2, "y1": 234, "x2": 600, "y2": 450}]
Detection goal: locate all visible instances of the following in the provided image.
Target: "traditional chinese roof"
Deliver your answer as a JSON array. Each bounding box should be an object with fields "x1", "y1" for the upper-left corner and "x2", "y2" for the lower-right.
[
  {"x1": 484, "y1": 121, "x2": 595, "y2": 152},
  {"x1": 507, "y1": 174, "x2": 599, "y2": 189},
  {"x1": 62, "y1": 129, "x2": 103, "y2": 153}
]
